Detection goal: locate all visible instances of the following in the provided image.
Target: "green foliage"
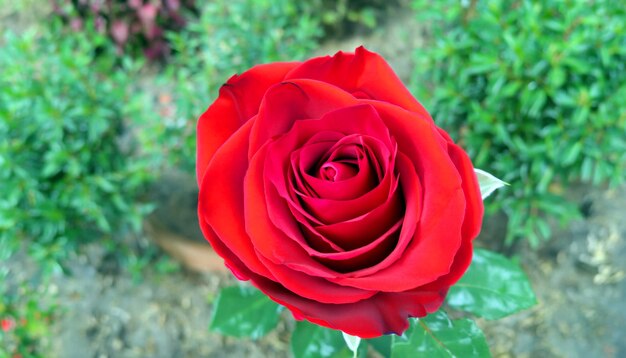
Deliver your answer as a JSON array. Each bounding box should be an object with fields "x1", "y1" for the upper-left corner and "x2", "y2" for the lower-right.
[
  {"x1": 411, "y1": 0, "x2": 626, "y2": 246},
  {"x1": 298, "y1": 0, "x2": 395, "y2": 38},
  {"x1": 141, "y1": 0, "x2": 323, "y2": 172},
  {"x1": 0, "y1": 25, "x2": 151, "y2": 264},
  {"x1": 210, "y1": 285, "x2": 284, "y2": 339},
  {"x1": 446, "y1": 249, "x2": 537, "y2": 320},
  {"x1": 291, "y1": 321, "x2": 356, "y2": 358},
  {"x1": 391, "y1": 311, "x2": 491, "y2": 358}
]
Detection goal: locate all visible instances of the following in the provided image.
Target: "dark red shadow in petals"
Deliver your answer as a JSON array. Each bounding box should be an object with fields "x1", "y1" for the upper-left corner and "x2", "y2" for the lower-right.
[
  {"x1": 300, "y1": 220, "x2": 347, "y2": 253},
  {"x1": 289, "y1": 131, "x2": 349, "y2": 198},
  {"x1": 324, "y1": 153, "x2": 421, "y2": 280},
  {"x1": 313, "y1": 220, "x2": 402, "y2": 272},
  {"x1": 273, "y1": 179, "x2": 347, "y2": 254},
  {"x1": 248, "y1": 79, "x2": 360, "y2": 158},
  {"x1": 299, "y1": 135, "x2": 388, "y2": 201},
  {"x1": 199, "y1": 119, "x2": 275, "y2": 280},
  {"x1": 298, "y1": 172, "x2": 396, "y2": 224},
  {"x1": 284, "y1": 46, "x2": 431, "y2": 119},
  {"x1": 196, "y1": 62, "x2": 299, "y2": 184},
  {"x1": 314, "y1": 187, "x2": 403, "y2": 251}
]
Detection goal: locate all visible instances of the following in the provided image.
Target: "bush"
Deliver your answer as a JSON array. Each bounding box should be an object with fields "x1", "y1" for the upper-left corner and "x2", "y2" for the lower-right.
[
  {"x1": 0, "y1": 25, "x2": 152, "y2": 264},
  {"x1": 50, "y1": 0, "x2": 198, "y2": 61},
  {"x1": 298, "y1": 0, "x2": 397, "y2": 38},
  {"x1": 138, "y1": 0, "x2": 323, "y2": 173},
  {"x1": 411, "y1": 0, "x2": 626, "y2": 246}
]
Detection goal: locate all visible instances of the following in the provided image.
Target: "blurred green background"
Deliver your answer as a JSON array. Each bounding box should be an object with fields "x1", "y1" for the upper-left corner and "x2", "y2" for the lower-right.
[{"x1": 1, "y1": 0, "x2": 625, "y2": 357}]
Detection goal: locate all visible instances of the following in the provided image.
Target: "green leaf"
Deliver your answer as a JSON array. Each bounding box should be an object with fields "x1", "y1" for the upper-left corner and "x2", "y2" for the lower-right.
[
  {"x1": 391, "y1": 311, "x2": 491, "y2": 358},
  {"x1": 447, "y1": 249, "x2": 537, "y2": 319},
  {"x1": 367, "y1": 335, "x2": 392, "y2": 357},
  {"x1": 474, "y1": 168, "x2": 508, "y2": 199},
  {"x1": 291, "y1": 321, "x2": 352, "y2": 358},
  {"x1": 562, "y1": 141, "x2": 582, "y2": 166},
  {"x1": 209, "y1": 284, "x2": 283, "y2": 339}
]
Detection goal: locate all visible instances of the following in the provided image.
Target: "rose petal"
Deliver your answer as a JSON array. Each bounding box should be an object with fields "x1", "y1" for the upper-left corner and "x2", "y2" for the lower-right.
[
  {"x1": 313, "y1": 185, "x2": 403, "y2": 251},
  {"x1": 285, "y1": 46, "x2": 430, "y2": 117},
  {"x1": 249, "y1": 80, "x2": 361, "y2": 157},
  {"x1": 198, "y1": 119, "x2": 275, "y2": 279},
  {"x1": 264, "y1": 280, "x2": 445, "y2": 338},
  {"x1": 299, "y1": 136, "x2": 383, "y2": 201},
  {"x1": 196, "y1": 62, "x2": 299, "y2": 184},
  {"x1": 312, "y1": 219, "x2": 402, "y2": 272},
  {"x1": 297, "y1": 170, "x2": 395, "y2": 224},
  {"x1": 443, "y1": 138, "x2": 484, "y2": 241}
]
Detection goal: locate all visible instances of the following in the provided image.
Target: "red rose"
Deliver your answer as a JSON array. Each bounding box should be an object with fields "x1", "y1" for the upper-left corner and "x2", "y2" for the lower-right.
[{"x1": 197, "y1": 47, "x2": 483, "y2": 338}]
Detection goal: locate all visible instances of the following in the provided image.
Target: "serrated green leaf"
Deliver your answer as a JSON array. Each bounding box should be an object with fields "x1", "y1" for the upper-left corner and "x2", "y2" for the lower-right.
[
  {"x1": 291, "y1": 321, "x2": 352, "y2": 358},
  {"x1": 210, "y1": 285, "x2": 283, "y2": 339},
  {"x1": 447, "y1": 249, "x2": 537, "y2": 319},
  {"x1": 474, "y1": 168, "x2": 508, "y2": 199},
  {"x1": 391, "y1": 311, "x2": 491, "y2": 358}
]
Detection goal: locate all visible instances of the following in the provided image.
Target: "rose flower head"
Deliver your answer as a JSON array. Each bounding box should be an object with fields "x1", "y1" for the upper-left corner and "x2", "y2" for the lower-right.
[{"x1": 196, "y1": 47, "x2": 483, "y2": 338}]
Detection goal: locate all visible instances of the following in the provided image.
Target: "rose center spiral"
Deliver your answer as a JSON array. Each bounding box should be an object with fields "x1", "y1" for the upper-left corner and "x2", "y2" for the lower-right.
[{"x1": 319, "y1": 160, "x2": 359, "y2": 181}]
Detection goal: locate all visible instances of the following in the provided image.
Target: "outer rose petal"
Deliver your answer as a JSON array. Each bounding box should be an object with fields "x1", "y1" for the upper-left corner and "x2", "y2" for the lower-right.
[
  {"x1": 199, "y1": 119, "x2": 275, "y2": 280},
  {"x1": 284, "y1": 46, "x2": 430, "y2": 118},
  {"x1": 442, "y1": 137, "x2": 484, "y2": 241},
  {"x1": 205, "y1": 240, "x2": 446, "y2": 338},
  {"x1": 196, "y1": 62, "x2": 299, "y2": 184},
  {"x1": 258, "y1": 275, "x2": 446, "y2": 338}
]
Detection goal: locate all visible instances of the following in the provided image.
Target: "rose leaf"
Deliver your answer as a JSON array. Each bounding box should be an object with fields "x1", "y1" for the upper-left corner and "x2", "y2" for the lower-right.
[
  {"x1": 446, "y1": 249, "x2": 537, "y2": 320},
  {"x1": 291, "y1": 321, "x2": 356, "y2": 358},
  {"x1": 209, "y1": 284, "x2": 283, "y2": 339},
  {"x1": 390, "y1": 311, "x2": 491, "y2": 358}
]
